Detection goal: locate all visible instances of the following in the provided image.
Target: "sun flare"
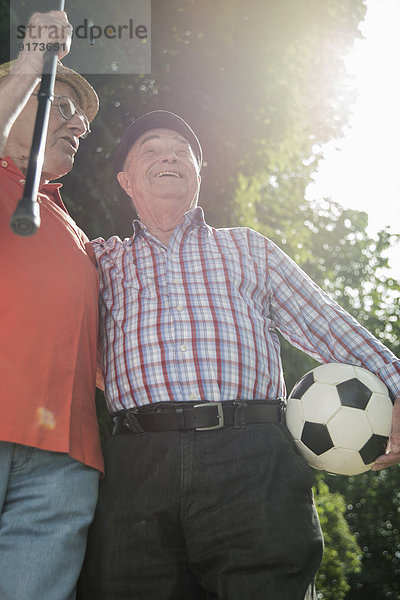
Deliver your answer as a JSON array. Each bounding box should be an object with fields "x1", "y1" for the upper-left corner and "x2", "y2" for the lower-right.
[{"x1": 306, "y1": 0, "x2": 400, "y2": 277}]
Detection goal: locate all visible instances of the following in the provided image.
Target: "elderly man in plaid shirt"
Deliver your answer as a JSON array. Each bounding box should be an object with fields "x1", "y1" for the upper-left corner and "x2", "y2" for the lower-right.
[{"x1": 82, "y1": 110, "x2": 400, "y2": 600}]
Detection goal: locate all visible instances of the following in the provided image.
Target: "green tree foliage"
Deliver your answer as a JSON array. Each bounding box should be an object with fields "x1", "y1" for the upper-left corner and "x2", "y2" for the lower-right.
[
  {"x1": 3, "y1": 0, "x2": 366, "y2": 241},
  {"x1": 234, "y1": 179, "x2": 400, "y2": 389},
  {"x1": 314, "y1": 476, "x2": 362, "y2": 600},
  {"x1": 327, "y1": 469, "x2": 400, "y2": 600}
]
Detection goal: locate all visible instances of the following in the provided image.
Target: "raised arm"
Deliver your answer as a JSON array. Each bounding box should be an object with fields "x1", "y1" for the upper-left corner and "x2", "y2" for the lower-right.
[{"x1": 0, "y1": 11, "x2": 72, "y2": 156}]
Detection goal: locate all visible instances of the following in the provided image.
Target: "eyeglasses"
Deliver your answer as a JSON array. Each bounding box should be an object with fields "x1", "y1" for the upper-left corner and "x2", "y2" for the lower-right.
[{"x1": 32, "y1": 93, "x2": 91, "y2": 139}]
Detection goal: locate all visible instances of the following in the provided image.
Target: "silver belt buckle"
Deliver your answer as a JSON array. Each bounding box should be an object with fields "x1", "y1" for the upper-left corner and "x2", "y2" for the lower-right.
[{"x1": 194, "y1": 402, "x2": 224, "y2": 431}]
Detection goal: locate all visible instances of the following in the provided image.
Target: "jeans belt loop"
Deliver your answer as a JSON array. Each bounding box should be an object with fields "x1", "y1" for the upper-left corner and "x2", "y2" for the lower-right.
[
  {"x1": 176, "y1": 406, "x2": 185, "y2": 429},
  {"x1": 278, "y1": 397, "x2": 287, "y2": 424},
  {"x1": 125, "y1": 408, "x2": 145, "y2": 434},
  {"x1": 233, "y1": 400, "x2": 247, "y2": 428}
]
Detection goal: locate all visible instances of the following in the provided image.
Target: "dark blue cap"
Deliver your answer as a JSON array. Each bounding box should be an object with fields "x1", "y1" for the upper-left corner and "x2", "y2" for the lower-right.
[{"x1": 114, "y1": 110, "x2": 202, "y2": 174}]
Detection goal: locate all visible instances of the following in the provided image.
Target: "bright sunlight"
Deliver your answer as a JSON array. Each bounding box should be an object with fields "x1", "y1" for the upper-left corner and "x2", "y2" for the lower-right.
[{"x1": 306, "y1": 0, "x2": 400, "y2": 277}]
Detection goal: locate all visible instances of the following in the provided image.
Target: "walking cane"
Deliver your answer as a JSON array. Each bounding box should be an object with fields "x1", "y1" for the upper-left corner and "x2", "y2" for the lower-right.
[{"x1": 10, "y1": 0, "x2": 66, "y2": 237}]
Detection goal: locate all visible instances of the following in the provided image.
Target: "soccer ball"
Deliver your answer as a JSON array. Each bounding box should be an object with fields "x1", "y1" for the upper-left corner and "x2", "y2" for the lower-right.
[{"x1": 285, "y1": 363, "x2": 394, "y2": 476}]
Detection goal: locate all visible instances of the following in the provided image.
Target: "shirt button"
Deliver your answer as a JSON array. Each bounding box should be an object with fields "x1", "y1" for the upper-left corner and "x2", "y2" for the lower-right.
[
  {"x1": 1, "y1": 160, "x2": 8, "y2": 167},
  {"x1": 189, "y1": 393, "x2": 197, "y2": 401},
  {"x1": 176, "y1": 305, "x2": 184, "y2": 312},
  {"x1": 180, "y1": 344, "x2": 187, "y2": 352},
  {"x1": 172, "y1": 279, "x2": 179, "y2": 285},
  {"x1": 19, "y1": 179, "x2": 25, "y2": 184}
]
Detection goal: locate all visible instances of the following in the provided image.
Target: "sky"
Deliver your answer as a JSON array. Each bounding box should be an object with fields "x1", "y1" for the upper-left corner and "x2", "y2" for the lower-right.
[{"x1": 306, "y1": 0, "x2": 400, "y2": 278}]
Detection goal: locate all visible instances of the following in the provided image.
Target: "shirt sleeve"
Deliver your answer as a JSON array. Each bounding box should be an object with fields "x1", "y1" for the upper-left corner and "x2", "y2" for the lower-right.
[
  {"x1": 85, "y1": 240, "x2": 98, "y2": 267},
  {"x1": 265, "y1": 238, "x2": 400, "y2": 399}
]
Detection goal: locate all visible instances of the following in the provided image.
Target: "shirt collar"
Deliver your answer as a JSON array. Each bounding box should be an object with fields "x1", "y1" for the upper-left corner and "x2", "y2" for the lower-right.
[
  {"x1": 184, "y1": 206, "x2": 209, "y2": 228},
  {"x1": 1, "y1": 155, "x2": 68, "y2": 214},
  {"x1": 131, "y1": 219, "x2": 147, "y2": 240},
  {"x1": 131, "y1": 206, "x2": 211, "y2": 242}
]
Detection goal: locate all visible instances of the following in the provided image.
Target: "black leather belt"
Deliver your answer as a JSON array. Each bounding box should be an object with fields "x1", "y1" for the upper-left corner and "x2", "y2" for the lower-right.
[{"x1": 112, "y1": 399, "x2": 286, "y2": 434}]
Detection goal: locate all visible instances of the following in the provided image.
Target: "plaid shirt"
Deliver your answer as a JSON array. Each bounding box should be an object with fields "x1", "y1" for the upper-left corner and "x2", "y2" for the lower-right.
[{"x1": 92, "y1": 207, "x2": 400, "y2": 414}]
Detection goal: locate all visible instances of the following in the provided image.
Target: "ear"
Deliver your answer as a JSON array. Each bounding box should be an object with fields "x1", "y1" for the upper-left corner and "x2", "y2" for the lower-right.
[{"x1": 117, "y1": 171, "x2": 133, "y2": 198}]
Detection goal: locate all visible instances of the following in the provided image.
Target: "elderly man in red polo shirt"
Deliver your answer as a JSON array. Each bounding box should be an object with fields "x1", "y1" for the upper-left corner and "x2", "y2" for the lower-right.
[{"x1": 0, "y1": 11, "x2": 103, "y2": 600}]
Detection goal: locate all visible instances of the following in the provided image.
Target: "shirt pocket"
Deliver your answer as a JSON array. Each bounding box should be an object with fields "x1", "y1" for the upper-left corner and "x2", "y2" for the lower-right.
[
  {"x1": 209, "y1": 244, "x2": 269, "y2": 317},
  {"x1": 99, "y1": 259, "x2": 158, "y2": 323}
]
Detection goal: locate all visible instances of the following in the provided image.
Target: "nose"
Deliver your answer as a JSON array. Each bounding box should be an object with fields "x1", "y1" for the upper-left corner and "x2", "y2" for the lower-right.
[
  {"x1": 67, "y1": 112, "x2": 88, "y2": 139},
  {"x1": 161, "y1": 150, "x2": 178, "y2": 163}
]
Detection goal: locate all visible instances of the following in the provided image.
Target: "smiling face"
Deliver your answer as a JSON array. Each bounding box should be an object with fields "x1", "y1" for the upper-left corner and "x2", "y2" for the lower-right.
[
  {"x1": 117, "y1": 128, "x2": 201, "y2": 226},
  {"x1": 4, "y1": 80, "x2": 88, "y2": 181}
]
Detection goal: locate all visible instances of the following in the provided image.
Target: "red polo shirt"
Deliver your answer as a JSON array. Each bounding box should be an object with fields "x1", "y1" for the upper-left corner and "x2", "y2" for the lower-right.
[{"x1": 0, "y1": 156, "x2": 103, "y2": 473}]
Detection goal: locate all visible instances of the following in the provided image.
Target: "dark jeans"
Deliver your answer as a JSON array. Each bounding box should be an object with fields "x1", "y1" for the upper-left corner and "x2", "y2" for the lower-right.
[{"x1": 82, "y1": 423, "x2": 323, "y2": 599}]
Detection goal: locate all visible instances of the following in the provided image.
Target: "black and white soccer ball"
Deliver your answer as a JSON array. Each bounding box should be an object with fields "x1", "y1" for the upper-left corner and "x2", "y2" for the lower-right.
[{"x1": 285, "y1": 363, "x2": 394, "y2": 476}]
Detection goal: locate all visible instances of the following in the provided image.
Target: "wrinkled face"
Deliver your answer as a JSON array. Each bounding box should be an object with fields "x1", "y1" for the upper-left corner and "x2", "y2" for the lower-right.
[
  {"x1": 117, "y1": 128, "x2": 201, "y2": 215},
  {"x1": 5, "y1": 80, "x2": 88, "y2": 181}
]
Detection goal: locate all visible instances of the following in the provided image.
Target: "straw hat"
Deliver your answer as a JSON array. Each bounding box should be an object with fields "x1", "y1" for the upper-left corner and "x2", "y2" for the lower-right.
[{"x1": 0, "y1": 60, "x2": 99, "y2": 122}]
